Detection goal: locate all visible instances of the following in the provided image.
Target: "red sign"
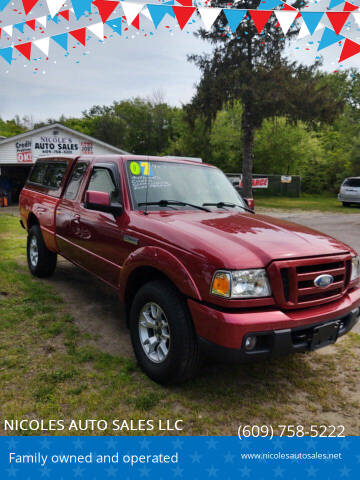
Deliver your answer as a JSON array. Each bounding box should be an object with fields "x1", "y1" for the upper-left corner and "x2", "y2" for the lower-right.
[
  {"x1": 239, "y1": 177, "x2": 268, "y2": 189},
  {"x1": 81, "y1": 141, "x2": 93, "y2": 154},
  {"x1": 17, "y1": 150, "x2": 33, "y2": 163}
]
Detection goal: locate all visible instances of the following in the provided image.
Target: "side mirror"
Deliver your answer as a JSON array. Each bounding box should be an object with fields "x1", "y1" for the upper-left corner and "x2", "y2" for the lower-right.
[
  {"x1": 85, "y1": 190, "x2": 123, "y2": 216},
  {"x1": 244, "y1": 197, "x2": 255, "y2": 210}
]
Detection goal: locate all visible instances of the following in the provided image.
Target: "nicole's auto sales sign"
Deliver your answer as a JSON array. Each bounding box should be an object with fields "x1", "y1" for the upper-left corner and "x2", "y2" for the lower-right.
[{"x1": 34, "y1": 136, "x2": 80, "y2": 155}]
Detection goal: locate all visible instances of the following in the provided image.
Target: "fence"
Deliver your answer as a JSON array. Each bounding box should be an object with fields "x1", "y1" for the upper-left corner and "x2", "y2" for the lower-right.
[{"x1": 226, "y1": 173, "x2": 301, "y2": 197}]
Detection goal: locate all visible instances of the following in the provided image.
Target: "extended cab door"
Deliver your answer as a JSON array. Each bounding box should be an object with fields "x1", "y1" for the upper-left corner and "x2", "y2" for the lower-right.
[
  {"x1": 56, "y1": 161, "x2": 131, "y2": 287},
  {"x1": 55, "y1": 160, "x2": 90, "y2": 263}
]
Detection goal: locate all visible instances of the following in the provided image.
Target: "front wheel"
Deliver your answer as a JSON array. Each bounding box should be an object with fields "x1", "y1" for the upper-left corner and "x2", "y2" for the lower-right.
[
  {"x1": 27, "y1": 225, "x2": 57, "y2": 278},
  {"x1": 342, "y1": 202, "x2": 351, "y2": 207},
  {"x1": 129, "y1": 280, "x2": 199, "y2": 384}
]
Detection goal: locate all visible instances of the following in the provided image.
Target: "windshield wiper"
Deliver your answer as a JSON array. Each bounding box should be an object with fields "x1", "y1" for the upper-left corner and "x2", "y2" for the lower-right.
[
  {"x1": 203, "y1": 201, "x2": 254, "y2": 214},
  {"x1": 138, "y1": 199, "x2": 211, "y2": 212}
]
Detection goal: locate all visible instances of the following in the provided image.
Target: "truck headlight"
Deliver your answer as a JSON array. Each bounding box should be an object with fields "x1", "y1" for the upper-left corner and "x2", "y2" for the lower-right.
[
  {"x1": 351, "y1": 256, "x2": 360, "y2": 282},
  {"x1": 211, "y1": 269, "x2": 271, "y2": 298}
]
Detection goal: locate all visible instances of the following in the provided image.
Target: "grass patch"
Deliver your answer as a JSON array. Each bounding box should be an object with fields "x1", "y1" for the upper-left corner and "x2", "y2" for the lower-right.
[
  {"x1": 0, "y1": 213, "x2": 359, "y2": 435},
  {"x1": 255, "y1": 193, "x2": 360, "y2": 213}
]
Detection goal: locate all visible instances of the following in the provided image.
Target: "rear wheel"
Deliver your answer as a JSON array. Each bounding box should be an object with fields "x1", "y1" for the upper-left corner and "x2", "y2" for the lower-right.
[
  {"x1": 129, "y1": 280, "x2": 200, "y2": 384},
  {"x1": 27, "y1": 225, "x2": 57, "y2": 278},
  {"x1": 342, "y1": 202, "x2": 351, "y2": 207}
]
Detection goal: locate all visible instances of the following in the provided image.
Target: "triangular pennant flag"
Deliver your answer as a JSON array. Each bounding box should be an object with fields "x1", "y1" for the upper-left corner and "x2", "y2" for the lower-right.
[
  {"x1": 3, "y1": 25, "x2": 13, "y2": 37},
  {"x1": 274, "y1": 10, "x2": 298, "y2": 34},
  {"x1": 329, "y1": 0, "x2": 344, "y2": 8},
  {"x1": 147, "y1": 4, "x2": 174, "y2": 28},
  {"x1": 0, "y1": 0, "x2": 11, "y2": 11},
  {"x1": 22, "y1": 0, "x2": 39, "y2": 15},
  {"x1": 0, "y1": 47, "x2": 13, "y2": 64},
  {"x1": 343, "y1": 1, "x2": 358, "y2": 11},
  {"x1": 34, "y1": 37, "x2": 50, "y2": 56},
  {"x1": 172, "y1": 6, "x2": 196, "y2": 30},
  {"x1": 318, "y1": 27, "x2": 344, "y2": 50},
  {"x1": 298, "y1": 19, "x2": 309, "y2": 39},
  {"x1": 198, "y1": 7, "x2": 221, "y2": 31},
  {"x1": 301, "y1": 12, "x2": 323, "y2": 35},
  {"x1": 37, "y1": 16, "x2": 47, "y2": 27},
  {"x1": 298, "y1": 20, "x2": 324, "y2": 39},
  {"x1": 46, "y1": 0, "x2": 65, "y2": 18},
  {"x1": 15, "y1": 42, "x2": 32, "y2": 61},
  {"x1": 339, "y1": 38, "x2": 360, "y2": 62},
  {"x1": 93, "y1": 0, "x2": 119, "y2": 23},
  {"x1": 87, "y1": 21, "x2": 104, "y2": 39},
  {"x1": 141, "y1": 5, "x2": 152, "y2": 21},
  {"x1": 131, "y1": 13, "x2": 140, "y2": 29},
  {"x1": 106, "y1": 16, "x2": 122, "y2": 34},
  {"x1": 26, "y1": 19, "x2": 36, "y2": 30},
  {"x1": 49, "y1": 13, "x2": 60, "y2": 23},
  {"x1": 353, "y1": 12, "x2": 360, "y2": 26},
  {"x1": 72, "y1": 0, "x2": 93, "y2": 19},
  {"x1": 70, "y1": 27, "x2": 87, "y2": 46},
  {"x1": 58, "y1": 9, "x2": 70, "y2": 20},
  {"x1": 258, "y1": 0, "x2": 282, "y2": 10},
  {"x1": 326, "y1": 12, "x2": 350, "y2": 34},
  {"x1": 14, "y1": 22, "x2": 25, "y2": 34},
  {"x1": 122, "y1": 2, "x2": 143, "y2": 24},
  {"x1": 176, "y1": 0, "x2": 193, "y2": 5},
  {"x1": 223, "y1": 9, "x2": 247, "y2": 33},
  {"x1": 249, "y1": 10, "x2": 272, "y2": 34},
  {"x1": 52, "y1": 32, "x2": 68, "y2": 50}
]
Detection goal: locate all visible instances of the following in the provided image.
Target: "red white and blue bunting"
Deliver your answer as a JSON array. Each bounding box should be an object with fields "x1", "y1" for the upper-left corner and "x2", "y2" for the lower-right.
[{"x1": 0, "y1": 1, "x2": 359, "y2": 67}]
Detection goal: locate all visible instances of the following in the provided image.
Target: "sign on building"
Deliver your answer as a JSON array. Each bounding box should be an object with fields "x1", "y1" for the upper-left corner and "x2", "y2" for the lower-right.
[{"x1": 16, "y1": 140, "x2": 33, "y2": 163}]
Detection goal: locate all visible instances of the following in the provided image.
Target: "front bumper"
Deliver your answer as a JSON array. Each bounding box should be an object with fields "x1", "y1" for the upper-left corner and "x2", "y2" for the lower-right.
[{"x1": 188, "y1": 286, "x2": 360, "y2": 361}]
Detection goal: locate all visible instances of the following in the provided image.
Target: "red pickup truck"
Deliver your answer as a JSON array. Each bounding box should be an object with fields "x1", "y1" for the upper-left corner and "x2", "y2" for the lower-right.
[{"x1": 20, "y1": 155, "x2": 360, "y2": 384}]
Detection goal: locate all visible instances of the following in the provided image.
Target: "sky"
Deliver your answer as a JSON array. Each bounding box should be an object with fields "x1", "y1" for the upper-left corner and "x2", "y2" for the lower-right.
[{"x1": 0, "y1": 0, "x2": 359, "y2": 123}]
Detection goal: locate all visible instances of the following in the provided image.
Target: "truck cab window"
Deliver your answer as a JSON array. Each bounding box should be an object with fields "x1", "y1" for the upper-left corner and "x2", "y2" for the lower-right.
[
  {"x1": 43, "y1": 162, "x2": 67, "y2": 189},
  {"x1": 29, "y1": 163, "x2": 47, "y2": 185},
  {"x1": 87, "y1": 167, "x2": 117, "y2": 200},
  {"x1": 64, "y1": 163, "x2": 88, "y2": 200}
]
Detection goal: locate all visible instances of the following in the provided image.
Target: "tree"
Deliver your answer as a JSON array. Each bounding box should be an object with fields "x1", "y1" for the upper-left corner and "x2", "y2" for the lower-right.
[{"x1": 187, "y1": 2, "x2": 346, "y2": 197}]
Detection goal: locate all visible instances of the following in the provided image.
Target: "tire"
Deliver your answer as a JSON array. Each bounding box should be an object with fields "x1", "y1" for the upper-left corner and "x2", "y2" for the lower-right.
[
  {"x1": 27, "y1": 225, "x2": 57, "y2": 278},
  {"x1": 342, "y1": 202, "x2": 351, "y2": 207},
  {"x1": 129, "y1": 280, "x2": 200, "y2": 384}
]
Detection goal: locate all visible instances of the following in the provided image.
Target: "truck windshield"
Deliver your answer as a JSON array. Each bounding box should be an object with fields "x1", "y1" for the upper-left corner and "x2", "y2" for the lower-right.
[{"x1": 126, "y1": 160, "x2": 245, "y2": 211}]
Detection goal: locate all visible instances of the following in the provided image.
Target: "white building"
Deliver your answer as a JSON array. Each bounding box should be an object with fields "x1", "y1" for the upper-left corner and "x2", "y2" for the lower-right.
[{"x1": 0, "y1": 123, "x2": 127, "y2": 203}]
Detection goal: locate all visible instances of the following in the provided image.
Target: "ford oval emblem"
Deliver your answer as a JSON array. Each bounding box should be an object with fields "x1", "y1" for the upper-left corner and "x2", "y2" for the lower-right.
[{"x1": 314, "y1": 274, "x2": 334, "y2": 288}]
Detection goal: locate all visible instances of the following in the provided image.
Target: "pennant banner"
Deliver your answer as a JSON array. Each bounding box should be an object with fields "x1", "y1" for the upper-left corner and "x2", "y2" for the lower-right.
[{"x1": 1, "y1": 3, "x2": 360, "y2": 67}]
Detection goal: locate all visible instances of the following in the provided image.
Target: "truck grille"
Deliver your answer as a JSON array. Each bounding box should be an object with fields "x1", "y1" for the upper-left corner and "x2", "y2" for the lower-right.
[{"x1": 268, "y1": 254, "x2": 352, "y2": 309}]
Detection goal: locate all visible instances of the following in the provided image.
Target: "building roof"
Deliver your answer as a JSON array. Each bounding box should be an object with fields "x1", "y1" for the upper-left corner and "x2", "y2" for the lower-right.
[{"x1": 0, "y1": 123, "x2": 128, "y2": 154}]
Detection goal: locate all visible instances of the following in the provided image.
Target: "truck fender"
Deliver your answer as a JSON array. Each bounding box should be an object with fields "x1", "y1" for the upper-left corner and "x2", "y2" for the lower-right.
[{"x1": 119, "y1": 246, "x2": 201, "y2": 303}]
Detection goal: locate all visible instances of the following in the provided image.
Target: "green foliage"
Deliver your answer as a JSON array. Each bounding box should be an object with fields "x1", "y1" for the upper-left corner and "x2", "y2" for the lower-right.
[
  {"x1": 0, "y1": 117, "x2": 27, "y2": 138},
  {"x1": 7, "y1": 69, "x2": 360, "y2": 195}
]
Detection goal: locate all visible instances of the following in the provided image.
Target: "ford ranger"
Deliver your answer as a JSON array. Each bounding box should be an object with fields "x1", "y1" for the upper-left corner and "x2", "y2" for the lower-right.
[{"x1": 19, "y1": 155, "x2": 360, "y2": 384}]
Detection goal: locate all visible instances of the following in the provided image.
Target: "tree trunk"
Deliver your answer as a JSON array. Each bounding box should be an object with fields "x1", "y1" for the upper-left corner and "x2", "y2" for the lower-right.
[{"x1": 241, "y1": 104, "x2": 254, "y2": 199}]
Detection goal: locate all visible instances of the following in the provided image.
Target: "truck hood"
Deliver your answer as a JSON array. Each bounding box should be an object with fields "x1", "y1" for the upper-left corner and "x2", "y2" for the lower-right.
[{"x1": 136, "y1": 211, "x2": 352, "y2": 269}]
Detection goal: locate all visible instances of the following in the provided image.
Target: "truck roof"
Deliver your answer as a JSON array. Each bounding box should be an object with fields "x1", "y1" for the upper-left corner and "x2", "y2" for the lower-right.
[{"x1": 35, "y1": 154, "x2": 211, "y2": 167}]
